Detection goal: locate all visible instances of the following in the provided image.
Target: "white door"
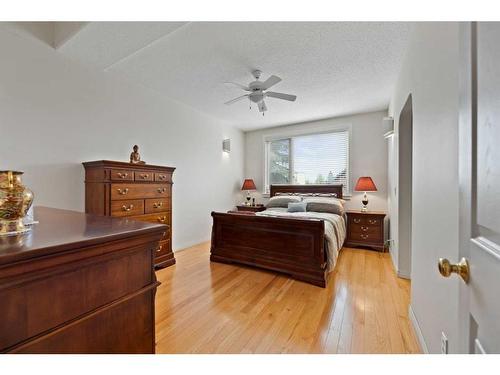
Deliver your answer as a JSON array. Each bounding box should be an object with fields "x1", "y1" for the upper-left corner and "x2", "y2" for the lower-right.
[{"x1": 452, "y1": 22, "x2": 500, "y2": 354}]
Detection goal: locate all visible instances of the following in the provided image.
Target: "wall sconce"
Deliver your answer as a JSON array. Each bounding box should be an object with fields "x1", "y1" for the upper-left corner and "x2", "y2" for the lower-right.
[{"x1": 222, "y1": 139, "x2": 231, "y2": 153}]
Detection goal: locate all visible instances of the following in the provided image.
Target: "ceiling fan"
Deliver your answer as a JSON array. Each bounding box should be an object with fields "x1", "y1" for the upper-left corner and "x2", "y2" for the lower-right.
[{"x1": 224, "y1": 70, "x2": 297, "y2": 115}]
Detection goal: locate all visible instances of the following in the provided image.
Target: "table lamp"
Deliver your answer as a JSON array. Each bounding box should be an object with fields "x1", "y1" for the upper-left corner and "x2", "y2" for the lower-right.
[
  {"x1": 354, "y1": 177, "x2": 377, "y2": 212},
  {"x1": 241, "y1": 179, "x2": 257, "y2": 206}
]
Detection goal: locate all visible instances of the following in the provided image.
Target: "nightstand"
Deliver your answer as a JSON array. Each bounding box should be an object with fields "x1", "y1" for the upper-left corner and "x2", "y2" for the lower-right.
[
  {"x1": 236, "y1": 205, "x2": 266, "y2": 213},
  {"x1": 345, "y1": 211, "x2": 386, "y2": 252}
]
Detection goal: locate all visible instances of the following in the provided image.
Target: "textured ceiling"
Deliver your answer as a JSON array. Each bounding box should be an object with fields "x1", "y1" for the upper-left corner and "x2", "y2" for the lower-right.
[{"x1": 48, "y1": 22, "x2": 411, "y2": 130}]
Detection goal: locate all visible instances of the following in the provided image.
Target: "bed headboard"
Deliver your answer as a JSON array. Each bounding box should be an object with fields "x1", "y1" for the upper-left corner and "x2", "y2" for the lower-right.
[{"x1": 270, "y1": 184, "x2": 343, "y2": 199}]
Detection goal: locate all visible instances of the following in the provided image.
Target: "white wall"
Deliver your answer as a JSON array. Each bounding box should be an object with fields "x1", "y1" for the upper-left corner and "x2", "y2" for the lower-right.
[
  {"x1": 0, "y1": 27, "x2": 244, "y2": 251},
  {"x1": 244, "y1": 111, "x2": 388, "y2": 212},
  {"x1": 388, "y1": 22, "x2": 460, "y2": 353},
  {"x1": 387, "y1": 134, "x2": 398, "y2": 270}
]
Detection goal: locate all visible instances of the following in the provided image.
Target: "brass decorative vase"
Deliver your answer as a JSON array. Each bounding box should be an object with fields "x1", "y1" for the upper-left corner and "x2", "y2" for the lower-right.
[{"x1": 0, "y1": 171, "x2": 34, "y2": 236}]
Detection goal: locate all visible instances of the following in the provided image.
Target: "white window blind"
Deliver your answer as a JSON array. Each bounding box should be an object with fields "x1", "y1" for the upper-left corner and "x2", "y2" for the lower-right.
[{"x1": 265, "y1": 130, "x2": 349, "y2": 195}]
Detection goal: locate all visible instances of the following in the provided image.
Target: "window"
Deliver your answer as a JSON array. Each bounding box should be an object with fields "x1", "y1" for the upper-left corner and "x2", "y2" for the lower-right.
[{"x1": 265, "y1": 130, "x2": 350, "y2": 195}]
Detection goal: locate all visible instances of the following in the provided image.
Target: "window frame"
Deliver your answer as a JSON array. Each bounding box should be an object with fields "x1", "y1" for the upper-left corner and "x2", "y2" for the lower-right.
[{"x1": 263, "y1": 126, "x2": 351, "y2": 197}]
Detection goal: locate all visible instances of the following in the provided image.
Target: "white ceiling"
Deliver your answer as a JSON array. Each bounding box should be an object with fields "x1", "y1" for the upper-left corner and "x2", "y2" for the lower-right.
[{"x1": 14, "y1": 22, "x2": 413, "y2": 131}]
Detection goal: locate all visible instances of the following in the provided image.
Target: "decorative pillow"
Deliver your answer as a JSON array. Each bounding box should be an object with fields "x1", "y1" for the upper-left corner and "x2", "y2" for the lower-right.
[
  {"x1": 287, "y1": 202, "x2": 307, "y2": 213},
  {"x1": 266, "y1": 195, "x2": 302, "y2": 208},
  {"x1": 303, "y1": 197, "x2": 345, "y2": 215}
]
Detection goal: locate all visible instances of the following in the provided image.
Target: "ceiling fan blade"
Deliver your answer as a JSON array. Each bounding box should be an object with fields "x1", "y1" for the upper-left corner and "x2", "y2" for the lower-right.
[
  {"x1": 261, "y1": 75, "x2": 282, "y2": 90},
  {"x1": 224, "y1": 94, "x2": 249, "y2": 105},
  {"x1": 258, "y1": 101, "x2": 268, "y2": 112},
  {"x1": 224, "y1": 82, "x2": 251, "y2": 91},
  {"x1": 266, "y1": 91, "x2": 297, "y2": 102}
]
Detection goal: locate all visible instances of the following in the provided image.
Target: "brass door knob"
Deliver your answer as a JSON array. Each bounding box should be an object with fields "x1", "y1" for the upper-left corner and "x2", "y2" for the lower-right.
[{"x1": 438, "y1": 257, "x2": 470, "y2": 283}]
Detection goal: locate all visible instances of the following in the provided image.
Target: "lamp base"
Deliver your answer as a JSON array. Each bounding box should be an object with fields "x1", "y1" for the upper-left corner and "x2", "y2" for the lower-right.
[
  {"x1": 0, "y1": 219, "x2": 32, "y2": 236},
  {"x1": 361, "y1": 192, "x2": 369, "y2": 212}
]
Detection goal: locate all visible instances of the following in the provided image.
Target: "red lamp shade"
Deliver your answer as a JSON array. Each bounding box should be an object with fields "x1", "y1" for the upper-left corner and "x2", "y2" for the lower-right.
[
  {"x1": 241, "y1": 179, "x2": 257, "y2": 191},
  {"x1": 354, "y1": 177, "x2": 377, "y2": 192}
]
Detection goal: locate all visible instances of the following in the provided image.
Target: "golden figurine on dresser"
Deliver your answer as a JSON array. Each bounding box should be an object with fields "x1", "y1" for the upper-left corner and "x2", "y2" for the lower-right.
[
  {"x1": 130, "y1": 145, "x2": 145, "y2": 164},
  {"x1": 0, "y1": 170, "x2": 34, "y2": 236}
]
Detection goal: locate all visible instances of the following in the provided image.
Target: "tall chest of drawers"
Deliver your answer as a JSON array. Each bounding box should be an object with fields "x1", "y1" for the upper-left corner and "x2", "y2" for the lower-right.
[{"x1": 83, "y1": 160, "x2": 176, "y2": 268}]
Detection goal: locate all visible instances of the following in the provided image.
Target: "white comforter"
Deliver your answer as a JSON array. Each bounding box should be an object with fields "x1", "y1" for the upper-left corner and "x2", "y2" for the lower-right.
[{"x1": 256, "y1": 208, "x2": 346, "y2": 272}]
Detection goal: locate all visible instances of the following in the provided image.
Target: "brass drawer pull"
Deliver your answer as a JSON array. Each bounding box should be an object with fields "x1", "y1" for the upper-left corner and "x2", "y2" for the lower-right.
[
  {"x1": 353, "y1": 218, "x2": 361, "y2": 224},
  {"x1": 117, "y1": 172, "x2": 128, "y2": 179},
  {"x1": 156, "y1": 245, "x2": 163, "y2": 253},
  {"x1": 368, "y1": 219, "x2": 378, "y2": 225},
  {"x1": 117, "y1": 188, "x2": 129, "y2": 195},
  {"x1": 360, "y1": 234, "x2": 369, "y2": 240},
  {"x1": 140, "y1": 173, "x2": 149, "y2": 179},
  {"x1": 157, "y1": 187, "x2": 167, "y2": 194},
  {"x1": 153, "y1": 202, "x2": 163, "y2": 208},
  {"x1": 158, "y1": 175, "x2": 166, "y2": 180},
  {"x1": 122, "y1": 204, "x2": 134, "y2": 212},
  {"x1": 361, "y1": 226, "x2": 368, "y2": 232},
  {"x1": 157, "y1": 216, "x2": 167, "y2": 223}
]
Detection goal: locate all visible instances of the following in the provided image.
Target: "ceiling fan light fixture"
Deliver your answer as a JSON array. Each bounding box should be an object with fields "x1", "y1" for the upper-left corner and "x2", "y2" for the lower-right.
[{"x1": 224, "y1": 71, "x2": 296, "y2": 115}]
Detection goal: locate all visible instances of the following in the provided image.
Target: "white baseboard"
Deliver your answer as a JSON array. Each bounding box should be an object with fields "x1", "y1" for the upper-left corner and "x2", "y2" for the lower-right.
[
  {"x1": 389, "y1": 246, "x2": 398, "y2": 273},
  {"x1": 397, "y1": 270, "x2": 411, "y2": 279},
  {"x1": 408, "y1": 304, "x2": 429, "y2": 353},
  {"x1": 174, "y1": 240, "x2": 210, "y2": 253}
]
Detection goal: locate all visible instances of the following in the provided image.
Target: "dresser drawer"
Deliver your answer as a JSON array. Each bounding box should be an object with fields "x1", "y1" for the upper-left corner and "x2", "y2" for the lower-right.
[
  {"x1": 350, "y1": 224, "x2": 381, "y2": 235},
  {"x1": 134, "y1": 171, "x2": 153, "y2": 182},
  {"x1": 0, "y1": 247, "x2": 153, "y2": 351},
  {"x1": 110, "y1": 169, "x2": 134, "y2": 181},
  {"x1": 154, "y1": 172, "x2": 172, "y2": 183},
  {"x1": 349, "y1": 216, "x2": 365, "y2": 225},
  {"x1": 154, "y1": 240, "x2": 171, "y2": 257},
  {"x1": 111, "y1": 199, "x2": 145, "y2": 217},
  {"x1": 129, "y1": 212, "x2": 171, "y2": 226},
  {"x1": 111, "y1": 184, "x2": 171, "y2": 200},
  {"x1": 364, "y1": 217, "x2": 382, "y2": 226},
  {"x1": 349, "y1": 216, "x2": 382, "y2": 227},
  {"x1": 349, "y1": 231, "x2": 382, "y2": 242},
  {"x1": 145, "y1": 198, "x2": 171, "y2": 214}
]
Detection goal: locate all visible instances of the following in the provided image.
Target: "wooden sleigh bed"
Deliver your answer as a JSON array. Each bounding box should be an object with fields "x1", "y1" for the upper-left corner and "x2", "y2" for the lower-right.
[{"x1": 210, "y1": 184, "x2": 344, "y2": 287}]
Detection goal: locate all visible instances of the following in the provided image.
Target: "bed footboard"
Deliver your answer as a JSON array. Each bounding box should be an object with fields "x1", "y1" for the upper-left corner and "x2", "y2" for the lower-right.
[{"x1": 210, "y1": 212, "x2": 327, "y2": 287}]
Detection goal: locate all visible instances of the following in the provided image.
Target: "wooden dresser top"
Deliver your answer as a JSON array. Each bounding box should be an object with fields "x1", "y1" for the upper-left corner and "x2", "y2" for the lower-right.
[
  {"x1": 0, "y1": 206, "x2": 166, "y2": 266},
  {"x1": 82, "y1": 160, "x2": 176, "y2": 172}
]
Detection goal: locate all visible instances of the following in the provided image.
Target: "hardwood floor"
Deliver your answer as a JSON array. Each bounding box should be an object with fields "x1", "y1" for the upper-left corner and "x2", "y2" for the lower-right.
[{"x1": 155, "y1": 242, "x2": 421, "y2": 354}]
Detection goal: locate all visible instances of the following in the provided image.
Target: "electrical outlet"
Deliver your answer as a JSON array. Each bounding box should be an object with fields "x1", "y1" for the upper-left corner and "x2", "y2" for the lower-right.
[{"x1": 441, "y1": 332, "x2": 448, "y2": 354}]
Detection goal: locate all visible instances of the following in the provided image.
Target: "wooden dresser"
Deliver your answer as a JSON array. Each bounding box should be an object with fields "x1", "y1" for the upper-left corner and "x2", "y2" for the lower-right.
[
  {"x1": 345, "y1": 211, "x2": 386, "y2": 252},
  {"x1": 83, "y1": 160, "x2": 175, "y2": 268},
  {"x1": 0, "y1": 206, "x2": 164, "y2": 353}
]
